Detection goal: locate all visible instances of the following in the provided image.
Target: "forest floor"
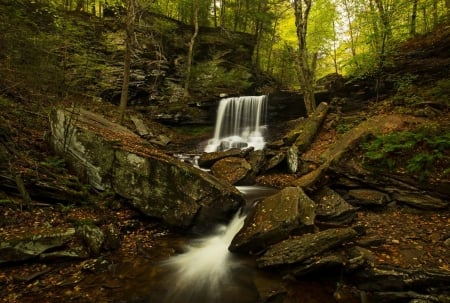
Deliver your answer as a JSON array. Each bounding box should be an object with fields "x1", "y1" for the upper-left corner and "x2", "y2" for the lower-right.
[{"x1": 0, "y1": 94, "x2": 449, "y2": 303}]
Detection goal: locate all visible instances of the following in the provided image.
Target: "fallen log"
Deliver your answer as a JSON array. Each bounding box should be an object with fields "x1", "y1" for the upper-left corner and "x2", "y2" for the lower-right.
[{"x1": 288, "y1": 102, "x2": 329, "y2": 153}]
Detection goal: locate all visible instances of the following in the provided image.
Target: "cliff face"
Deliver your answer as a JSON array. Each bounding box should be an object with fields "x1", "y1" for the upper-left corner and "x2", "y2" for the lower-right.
[{"x1": 99, "y1": 12, "x2": 257, "y2": 125}]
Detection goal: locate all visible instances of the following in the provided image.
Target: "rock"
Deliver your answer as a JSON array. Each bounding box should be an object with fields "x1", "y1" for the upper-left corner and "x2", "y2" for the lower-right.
[
  {"x1": 364, "y1": 292, "x2": 443, "y2": 303},
  {"x1": 312, "y1": 186, "x2": 358, "y2": 225},
  {"x1": 130, "y1": 115, "x2": 152, "y2": 137},
  {"x1": 347, "y1": 189, "x2": 390, "y2": 206},
  {"x1": 291, "y1": 163, "x2": 329, "y2": 190},
  {"x1": 289, "y1": 253, "x2": 347, "y2": 278},
  {"x1": 230, "y1": 187, "x2": 316, "y2": 254},
  {"x1": 198, "y1": 148, "x2": 243, "y2": 168},
  {"x1": 256, "y1": 227, "x2": 358, "y2": 268},
  {"x1": 286, "y1": 146, "x2": 298, "y2": 173},
  {"x1": 0, "y1": 228, "x2": 75, "y2": 264},
  {"x1": 40, "y1": 247, "x2": 89, "y2": 261},
  {"x1": 392, "y1": 192, "x2": 448, "y2": 210},
  {"x1": 241, "y1": 149, "x2": 266, "y2": 185},
  {"x1": 49, "y1": 108, "x2": 244, "y2": 229},
  {"x1": 211, "y1": 157, "x2": 252, "y2": 185},
  {"x1": 149, "y1": 134, "x2": 171, "y2": 147},
  {"x1": 263, "y1": 152, "x2": 286, "y2": 172},
  {"x1": 352, "y1": 265, "x2": 450, "y2": 293},
  {"x1": 316, "y1": 73, "x2": 345, "y2": 92},
  {"x1": 76, "y1": 224, "x2": 105, "y2": 256}
]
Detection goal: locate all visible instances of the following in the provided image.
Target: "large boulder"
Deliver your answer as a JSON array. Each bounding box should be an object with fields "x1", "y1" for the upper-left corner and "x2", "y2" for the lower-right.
[
  {"x1": 229, "y1": 187, "x2": 315, "y2": 254},
  {"x1": 49, "y1": 108, "x2": 244, "y2": 229}
]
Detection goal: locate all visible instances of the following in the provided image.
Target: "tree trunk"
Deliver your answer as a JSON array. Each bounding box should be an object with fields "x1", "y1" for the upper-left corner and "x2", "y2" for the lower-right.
[
  {"x1": 292, "y1": 0, "x2": 317, "y2": 116},
  {"x1": 118, "y1": 0, "x2": 135, "y2": 125},
  {"x1": 291, "y1": 101, "x2": 328, "y2": 153},
  {"x1": 184, "y1": 0, "x2": 199, "y2": 98},
  {"x1": 447, "y1": 0, "x2": 450, "y2": 22},
  {"x1": 343, "y1": 0, "x2": 358, "y2": 67},
  {"x1": 410, "y1": 0, "x2": 418, "y2": 36}
]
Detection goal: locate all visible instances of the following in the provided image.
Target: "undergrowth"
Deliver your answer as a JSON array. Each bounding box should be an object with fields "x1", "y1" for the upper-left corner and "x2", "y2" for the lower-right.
[{"x1": 362, "y1": 126, "x2": 450, "y2": 181}]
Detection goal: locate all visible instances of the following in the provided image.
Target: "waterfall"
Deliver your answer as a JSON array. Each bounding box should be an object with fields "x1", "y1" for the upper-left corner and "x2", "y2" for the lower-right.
[
  {"x1": 204, "y1": 95, "x2": 268, "y2": 152},
  {"x1": 163, "y1": 211, "x2": 247, "y2": 303},
  {"x1": 162, "y1": 186, "x2": 278, "y2": 303}
]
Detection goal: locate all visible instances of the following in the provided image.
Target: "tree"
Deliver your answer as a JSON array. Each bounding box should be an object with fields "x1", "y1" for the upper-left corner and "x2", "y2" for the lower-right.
[
  {"x1": 184, "y1": 0, "x2": 199, "y2": 98},
  {"x1": 292, "y1": 0, "x2": 317, "y2": 115},
  {"x1": 118, "y1": 0, "x2": 135, "y2": 124},
  {"x1": 410, "y1": 0, "x2": 419, "y2": 36}
]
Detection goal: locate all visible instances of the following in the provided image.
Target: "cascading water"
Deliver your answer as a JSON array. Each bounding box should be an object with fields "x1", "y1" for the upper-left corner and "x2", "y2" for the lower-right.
[
  {"x1": 164, "y1": 212, "x2": 247, "y2": 303},
  {"x1": 162, "y1": 186, "x2": 278, "y2": 303},
  {"x1": 204, "y1": 95, "x2": 268, "y2": 152}
]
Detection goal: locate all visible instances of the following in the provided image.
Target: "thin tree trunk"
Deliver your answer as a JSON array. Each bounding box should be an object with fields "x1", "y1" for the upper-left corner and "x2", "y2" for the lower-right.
[
  {"x1": 410, "y1": 0, "x2": 418, "y2": 36},
  {"x1": 343, "y1": 0, "x2": 358, "y2": 67},
  {"x1": 447, "y1": 0, "x2": 450, "y2": 22},
  {"x1": 220, "y1": 0, "x2": 226, "y2": 27},
  {"x1": 184, "y1": 0, "x2": 199, "y2": 98},
  {"x1": 213, "y1": 0, "x2": 218, "y2": 27},
  {"x1": 292, "y1": 0, "x2": 317, "y2": 116},
  {"x1": 118, "y1": 0, "x2": 135, "y2": 124}
]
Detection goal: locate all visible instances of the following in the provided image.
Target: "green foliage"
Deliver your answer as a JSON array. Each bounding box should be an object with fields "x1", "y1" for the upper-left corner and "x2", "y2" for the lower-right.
[
  {"x1": 190, "y1": 61, "x2": 252, "y2": 94},
  {"x1": 390, "y1": 73, "x2": 424, "y2": 106},
  {"x1": 40, "y1": 156, "x2": 67, "y2": 173},
  {"x1": 427, "y1": 79, "x2": 450, "y2": 107},
  {"x1": 362, "y1": 127, "x2": 450, "y2": 180},
  {"x1": 172, "y1": 125, "x2": 213, "y2": 136}
]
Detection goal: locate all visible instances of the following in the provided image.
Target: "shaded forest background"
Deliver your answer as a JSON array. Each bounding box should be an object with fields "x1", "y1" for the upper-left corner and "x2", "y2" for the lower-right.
[{"x1": 1, "y1": 0, "x2": 449, "y2": 106}]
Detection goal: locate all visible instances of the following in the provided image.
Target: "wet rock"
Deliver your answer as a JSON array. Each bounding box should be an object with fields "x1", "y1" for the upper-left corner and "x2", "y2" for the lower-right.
[
  {"x1": 49, "y1": 108, "x2": 244, "y2": 229},
  {"x1": 256, "y1": 227, "x2": 358, "y2": 268},
  {"x1": 351, "y1": 265, "x2": 450, "y2": 293},
  {"x1": 230, "y1": 187, "x2": 315, "y2": 254},
  {"x1": 76, "y1": 224, "x2": 105, "y2": 256},
  {"x1": 0, "y1": 228, "x2": 75, "y2": 264},
  {"x1": 312, "y1": 186, "x2": 358, "y2": 225},
  {"x1": 348, "y1": 189, "x2": 390, "y2": 206},
  {"x1": 211, "y1": 157, "x2": 252, "y2": 185}
]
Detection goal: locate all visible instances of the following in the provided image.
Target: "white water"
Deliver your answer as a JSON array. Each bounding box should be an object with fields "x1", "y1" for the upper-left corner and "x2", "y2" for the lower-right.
[
  {"x1": 204, "y1": 95, "x2": 268, "y2": 152},
  {"x1": 164, "y1": 211, "x2": 246, "y2": 302}
]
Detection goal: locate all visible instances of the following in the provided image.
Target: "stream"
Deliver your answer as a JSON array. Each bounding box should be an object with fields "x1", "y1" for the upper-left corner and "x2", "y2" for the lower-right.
[{"x1": 99, "y1": 186, "x2": 339, "y2": 303}]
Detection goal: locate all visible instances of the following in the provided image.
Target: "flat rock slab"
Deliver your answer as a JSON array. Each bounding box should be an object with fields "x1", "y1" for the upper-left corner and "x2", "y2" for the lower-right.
[
  {"x1": 256, "y1": 227, "x2": 358, "y2": 268},
  {"x1": 0, "y1": 228, "x2": 75, "y2": 264}
]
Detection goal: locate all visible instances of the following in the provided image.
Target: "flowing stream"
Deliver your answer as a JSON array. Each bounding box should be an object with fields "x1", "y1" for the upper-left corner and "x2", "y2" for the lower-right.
[
  {"x1": 204, "y1": 95, "x2": 268, "y2": 152},
  {"x1": 161, "y1": 186, "x2": 278, "y2": 303}
]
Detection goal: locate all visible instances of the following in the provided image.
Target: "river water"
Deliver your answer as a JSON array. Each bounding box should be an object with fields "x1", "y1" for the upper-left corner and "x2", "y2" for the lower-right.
[{"x1": 101, "y1": 186, "x2": 339, "y2": 303}]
